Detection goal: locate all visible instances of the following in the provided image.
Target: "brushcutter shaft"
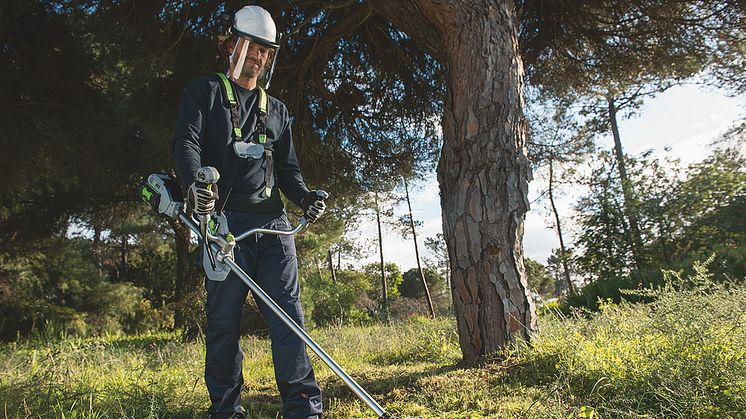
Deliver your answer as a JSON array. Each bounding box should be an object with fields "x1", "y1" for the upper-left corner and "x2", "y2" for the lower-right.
[{"x1": 176, "y1": 211, "x2": 389, "y2": 418}]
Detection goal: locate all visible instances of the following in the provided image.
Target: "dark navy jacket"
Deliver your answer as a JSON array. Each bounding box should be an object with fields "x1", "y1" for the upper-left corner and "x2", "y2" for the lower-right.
[{"x1": 173, "y1": 75, "x2": 309, "y2": 214}]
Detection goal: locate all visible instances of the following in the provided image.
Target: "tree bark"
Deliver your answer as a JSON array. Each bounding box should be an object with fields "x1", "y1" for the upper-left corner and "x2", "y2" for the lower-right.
[
  {"x1": 608, "y1": 96, "x2": 644, "y2": 271},
  {"x1": 169, "y1": 217, "x2": 203, "y2": 338},
  {"x1": 403, "y1": 177, "x2": 435, "y2": 318},
  {"x1": 374, "y1": 191, "x2": 388, "y2": 313},
  {"x1": 92, "y1": 218, "x2": 103, "y2": 278},
  {"x1": 171, "y1": 219, "x2": 192, "y2": 302},
  {"x1": 548, "y1": 159, "x2": 574, "y2": 295},
  {"x1": 327, "y1": 249, "x2": 337, "y2": 283},
  {"x1": 371, "y1": 0, "x2": 537, "y2": 363},
  {"x1": 119, "y1": 235, "x2": 128, "y2": 282}
]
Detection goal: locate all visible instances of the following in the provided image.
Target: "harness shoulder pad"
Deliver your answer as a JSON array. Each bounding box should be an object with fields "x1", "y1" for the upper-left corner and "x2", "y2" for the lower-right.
[
  {"x1": 258, "y1": 87, "x2": 268, "y2": 115},
  {"x1": 216, "y1": 72, "x2": 238, "y2": 108}
]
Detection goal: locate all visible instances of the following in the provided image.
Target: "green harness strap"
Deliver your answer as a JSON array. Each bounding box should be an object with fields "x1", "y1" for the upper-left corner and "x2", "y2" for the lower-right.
[
  {"x1": 215, "y1": 73, "x2": 274, "y2": 198},
  {"x1": 216, "y1": 72, "x2": 267, "y2": 143}
]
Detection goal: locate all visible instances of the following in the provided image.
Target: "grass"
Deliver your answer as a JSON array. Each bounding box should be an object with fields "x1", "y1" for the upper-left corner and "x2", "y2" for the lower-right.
[{"x1": 2, "y1": 270, "x2": 745, "y2": 418}]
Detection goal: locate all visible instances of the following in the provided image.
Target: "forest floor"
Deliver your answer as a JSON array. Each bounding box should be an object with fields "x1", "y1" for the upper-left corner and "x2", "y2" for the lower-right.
[{"x1": 2, "y1": 275, "x2": 745, "y2": 418}]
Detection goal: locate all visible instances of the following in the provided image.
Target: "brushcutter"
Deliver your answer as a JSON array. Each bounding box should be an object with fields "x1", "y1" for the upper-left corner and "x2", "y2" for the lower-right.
[{"x1": 140, "y1": 168, "x2": 391, "y2": 418}]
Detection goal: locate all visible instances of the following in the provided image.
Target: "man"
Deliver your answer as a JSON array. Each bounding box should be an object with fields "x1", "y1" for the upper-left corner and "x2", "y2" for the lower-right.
[{"x1": 172, "y1": 5, "x2": 326, "y2": 419}]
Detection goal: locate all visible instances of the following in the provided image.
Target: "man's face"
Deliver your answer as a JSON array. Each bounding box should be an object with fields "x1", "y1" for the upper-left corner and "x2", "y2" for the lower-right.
[{"x1": 241, "y1": 41, "x2": 272, "y2": 78}]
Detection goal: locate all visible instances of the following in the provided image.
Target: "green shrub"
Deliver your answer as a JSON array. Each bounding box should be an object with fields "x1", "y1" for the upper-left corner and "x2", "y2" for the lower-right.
[
  {"x1": 564, "y1": 275, "x2": 653, "y2": 311},
  {"x1": 364, "y1": 262, "x2": 404, "y2": 300},
  {"x1": 399, "y1": 267, "x2": 444, "y2": 299},
  {"x1": 306, "y1": 269, "x2": 374, "y2": 326},
  {"x1": 566, "y1": 245, "x2": 746, "y2": 313}
]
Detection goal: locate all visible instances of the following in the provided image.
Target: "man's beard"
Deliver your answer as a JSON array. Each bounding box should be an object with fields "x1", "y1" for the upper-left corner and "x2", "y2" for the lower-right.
[{"x1": 241, "y1": 59, "x2": 264, "y2": 79}]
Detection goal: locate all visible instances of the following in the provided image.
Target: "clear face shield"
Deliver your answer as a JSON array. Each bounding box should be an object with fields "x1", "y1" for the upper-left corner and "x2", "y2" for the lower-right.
[{"x1": 227, "y1": 36, "x2": 278, "y2": 89}]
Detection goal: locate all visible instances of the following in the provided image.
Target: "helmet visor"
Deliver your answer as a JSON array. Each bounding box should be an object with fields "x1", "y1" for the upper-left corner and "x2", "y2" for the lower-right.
[{"x1": 228, "y1": 36, "x2": 277, "y2": 88}]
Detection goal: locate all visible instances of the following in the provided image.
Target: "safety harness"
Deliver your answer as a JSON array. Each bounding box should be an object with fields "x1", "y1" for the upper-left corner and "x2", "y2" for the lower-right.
[{"x1": 216, "y1": 72, "x2": 274, "y2": 200}]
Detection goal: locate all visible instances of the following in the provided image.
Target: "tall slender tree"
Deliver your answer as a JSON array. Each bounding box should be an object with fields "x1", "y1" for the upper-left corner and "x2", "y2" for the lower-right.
[
  {"x1": 401, "y1": 177, "x2": 435, "y2": 318},
  {"x1": 526, "y1": 94, "x2": 594, "y2": 295},
  {"x1": 374, "y1": 191, "x2": 389, "y2": 314}
]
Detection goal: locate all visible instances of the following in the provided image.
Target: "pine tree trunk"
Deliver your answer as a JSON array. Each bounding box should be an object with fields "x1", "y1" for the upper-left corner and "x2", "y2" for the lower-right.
[
  {"x1": 372, "y1": 0, "x2": 536, "y2": 363},
  {"x1": 436, "y1": 1, "x2": 536, "y2": 362},
  {"x1": 375, "y1": 191, "x2": 388, "y2": 313},
  {"x1": 92, "y1": 218, "x2": 103, "y2": 278},
  {"x1": 170, "y1": 218, "x2": 203, "y2": 339},
  {"x1": 327, "y1": 249, "x2": 337, "y2": 283},
  {"x1": 548, "y1": 159, "x2": 574, "y2": 295},
  {"x1": 403, "y1": 177, "x2": 435, "y2": 318},
  {"x1": 119, "y1": 235, "x2": 128, "y2": 281},
  {"x1": 607, "y1": 96, "x2": 644, "y2": 271}
]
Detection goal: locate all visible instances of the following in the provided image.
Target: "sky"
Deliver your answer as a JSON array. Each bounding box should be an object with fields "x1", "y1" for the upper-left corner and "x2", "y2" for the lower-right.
[{"x1": 347, "y1": 84, "x2": 745, "y2": 271}]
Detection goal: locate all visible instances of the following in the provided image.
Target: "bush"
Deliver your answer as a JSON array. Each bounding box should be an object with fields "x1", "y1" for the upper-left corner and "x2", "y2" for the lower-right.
[
  {"x1": 566, "y1": 245, "x2": 746, "y2": 312},
  {"x1": 306, "y1": 269, "x2": 374, "y2": 326},
  {"x1": 0, "y1": 236, "x2": 175, "y2": 340},
  {"x1": 399, "y1": 267, "x2": 444, "y2": 299},
  {"x1": 564, "y1": 275, "x2": 652, "y2": 311}
]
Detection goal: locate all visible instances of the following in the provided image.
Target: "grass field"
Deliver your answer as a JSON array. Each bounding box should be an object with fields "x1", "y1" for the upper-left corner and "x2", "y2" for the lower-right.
[{"x1": 2, "y1": 270, "x2": 745, "y2": 418}]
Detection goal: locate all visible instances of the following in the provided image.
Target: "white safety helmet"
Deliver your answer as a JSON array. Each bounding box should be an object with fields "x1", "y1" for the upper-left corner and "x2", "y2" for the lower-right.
[{"x1": 227, "y1": 5, "x2": 281, "y2": 89}]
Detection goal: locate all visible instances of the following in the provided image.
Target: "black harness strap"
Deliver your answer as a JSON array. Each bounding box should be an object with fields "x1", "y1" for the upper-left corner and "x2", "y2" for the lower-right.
[{"x1": 263, "y1": 149, "x2": 273, "y2": 198}]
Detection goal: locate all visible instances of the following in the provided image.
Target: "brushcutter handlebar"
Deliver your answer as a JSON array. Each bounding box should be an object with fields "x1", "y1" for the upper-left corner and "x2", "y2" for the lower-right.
[{"x1": 233, "y1": 218, "x2": 307, "y2": 242}]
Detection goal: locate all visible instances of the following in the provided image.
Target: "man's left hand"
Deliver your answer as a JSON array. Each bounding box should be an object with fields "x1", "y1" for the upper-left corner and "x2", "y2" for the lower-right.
[{"x1": 302, "y1": 190, "x2": 327, "y2": 223}]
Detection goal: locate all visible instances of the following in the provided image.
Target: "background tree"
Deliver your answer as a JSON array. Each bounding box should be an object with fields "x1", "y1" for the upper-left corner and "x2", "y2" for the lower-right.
[
  {"x1": 364, "y1": 190, "x2": 397, "y2": 314},
  {"x1": 546, "y1": 248, "x2": 576, "y2": 296},
  {"x1": 573, "y1": 140, "x2": 745, "y2": 289},
  {"x1": 668, "y1": 146, "x2": 745, "y2": 263},
  {"x1": 363, "y1": 262, "x2": 404, "y2": 311},
  {"x1": 396, "y1": 177, "x2": 435, "y2": 318},
  {"x1": 630, "y1": 152, "x2": 683, "y2": 266},
  {"x1": 400, "y1": 267, "x2": 445, "y2": 300},
  {"x1": 524, "y1": 258, "x2": 555, "y2": 300},
  {"x1": 424, "y1": 233, "x2": 450, "y2": 293},
  {"x1": 526, "y1": 92, "x2": 594, "y2": 295},
  {"x1": 520, "y1": 0, "x2": 745, "y2": 271},
  {"x1": 574, "y1": 152, "x2": 635, "y2": 281}
]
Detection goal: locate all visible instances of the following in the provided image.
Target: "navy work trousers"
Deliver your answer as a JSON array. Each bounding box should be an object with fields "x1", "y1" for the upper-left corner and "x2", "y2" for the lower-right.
[{"x1": 204, "y1": 211, "x2": 323, "y2": 418}]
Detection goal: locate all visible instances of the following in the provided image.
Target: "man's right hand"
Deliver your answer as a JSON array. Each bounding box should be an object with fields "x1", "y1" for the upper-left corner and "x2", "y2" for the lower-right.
[{"x1": 187, "y1": 182, "x2": 217, "y2": 216}]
